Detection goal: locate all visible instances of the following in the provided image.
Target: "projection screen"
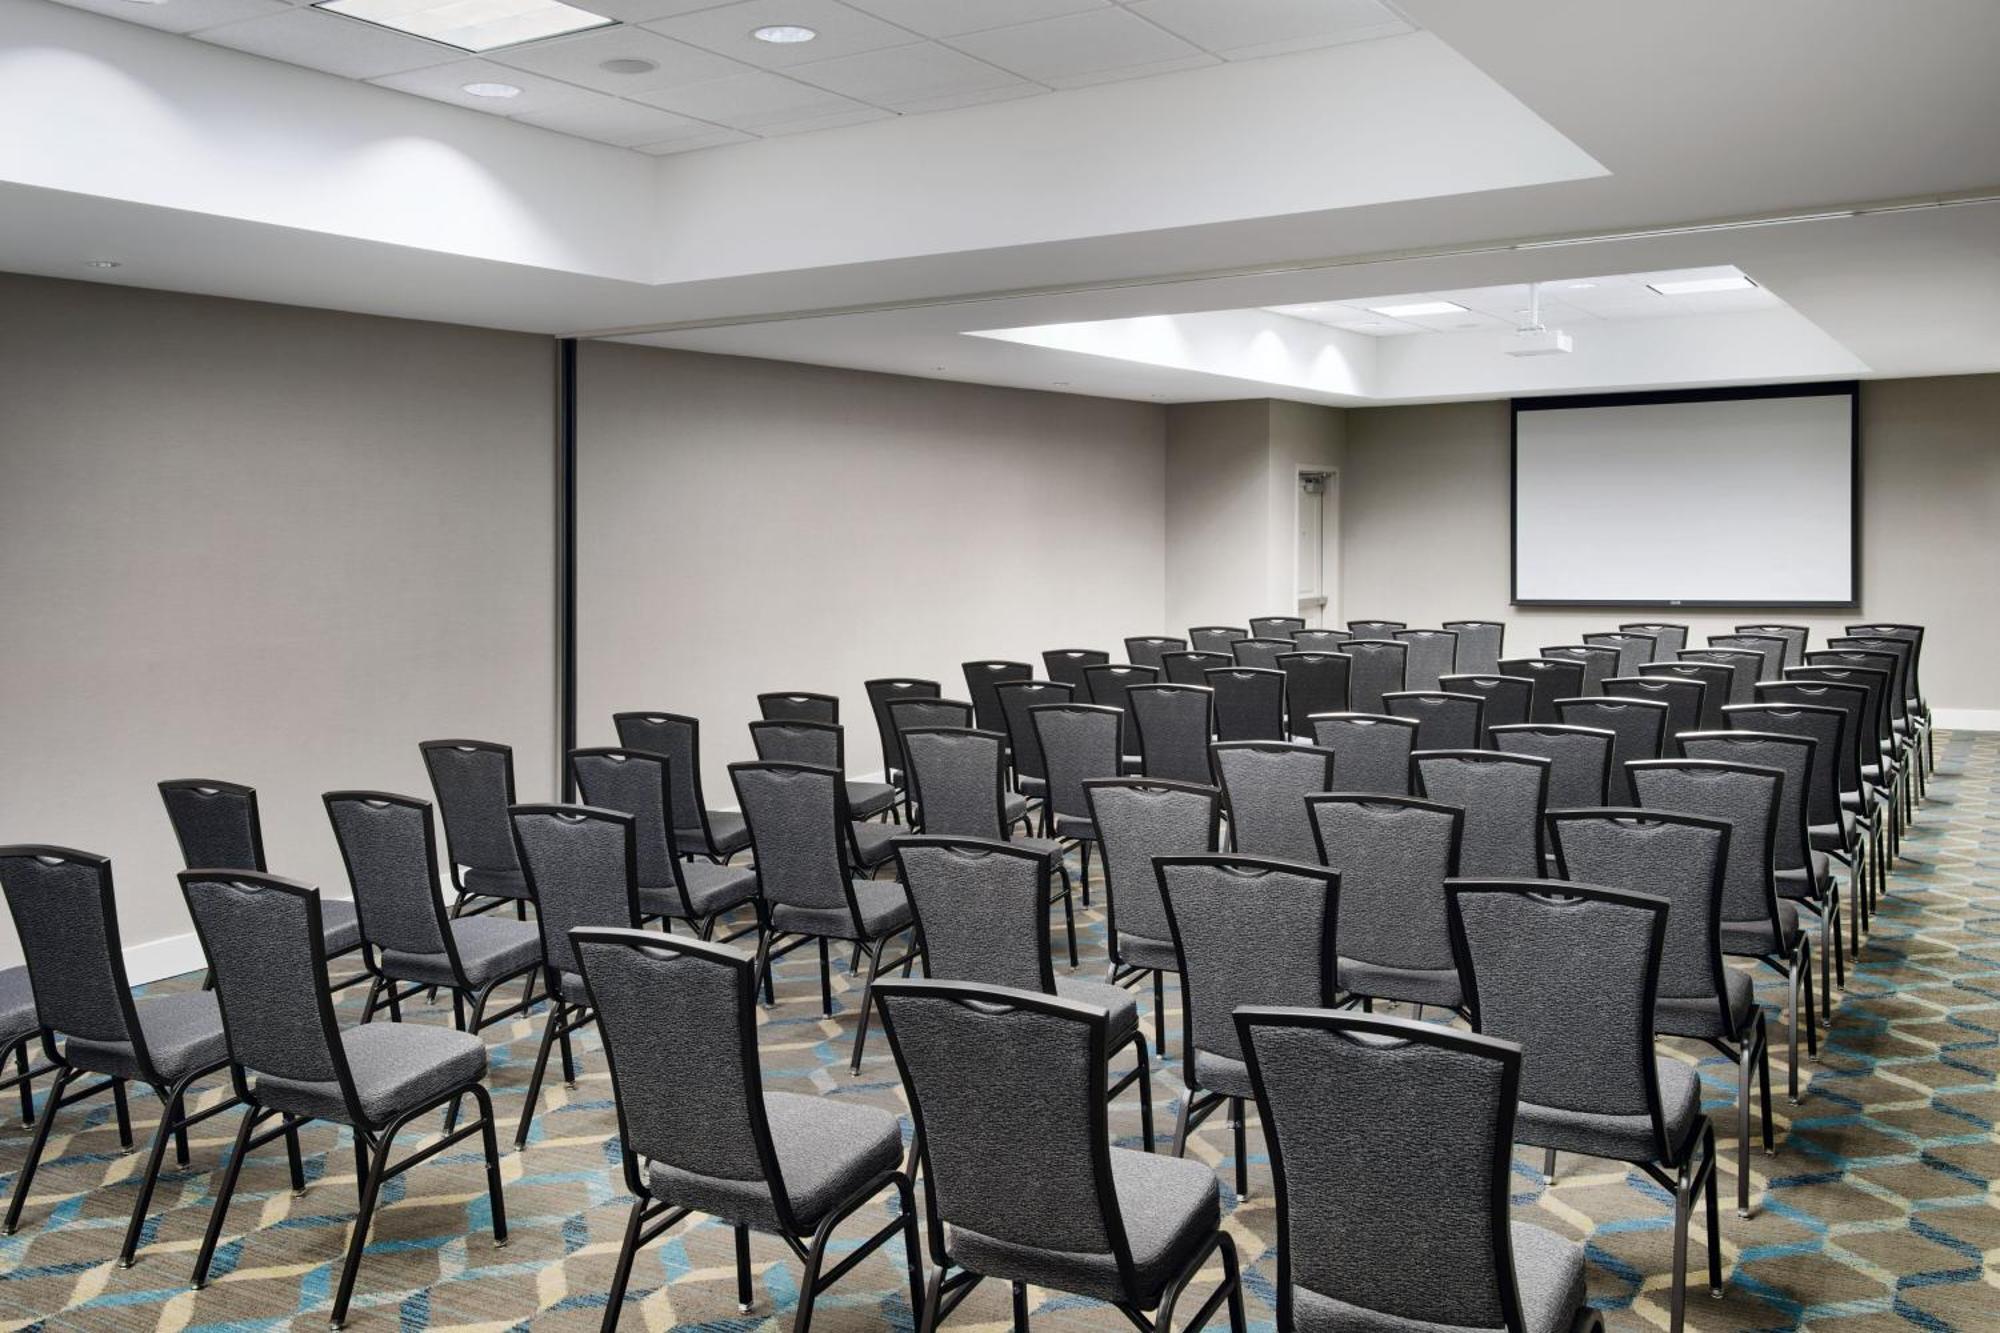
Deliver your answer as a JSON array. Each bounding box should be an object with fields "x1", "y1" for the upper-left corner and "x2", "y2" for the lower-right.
[{"x1": 1511, "y1": 383, "x2": 1859, "y2": 607}]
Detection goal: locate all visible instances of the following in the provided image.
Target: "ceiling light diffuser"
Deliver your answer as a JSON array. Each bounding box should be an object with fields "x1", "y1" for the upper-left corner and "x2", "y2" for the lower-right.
[
  {"x1": 461, "y1": 81, "x2": 522, "y2": 98},
  {"x1": 752, "y1": 24, "x2": 817, "y2": 42},
  {"x1": 1647, "y1": 275, "x2": 1758, "y2": 295},
  {"x1": 1367, "y1": 300, "x2": 1467, "y2": 318},
  {"x1": 316, "y1": 0, "x2": 614, "y2": 54}
]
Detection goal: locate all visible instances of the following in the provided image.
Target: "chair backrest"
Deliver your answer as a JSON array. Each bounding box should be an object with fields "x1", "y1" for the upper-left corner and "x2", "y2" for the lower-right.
[
  {"x1": 1238, "y1": 1009, "x2": 1528, "y2": 1333},
  {"x1": 1205, "y1": 666, "x2": 1288, "y2": 742},
  {"x1": 1393, "y1": 629, "x2": 1459, "y2": 692},
  {"x1": 1188, "y1": 626, "x2": 1248, "y2": 654},
  {"x1": 1412, "y1": 751, "x2": 1549, "y2": 879},
  {"x1": 1082, "y1": 663, "x2": 1158, "y2": 729},
  {"x1": 730, "y1": 763, "x2": 856, "y2": 917},
  {"x1": 1438, "y1": 674, "x2": 1532, "y2": 741},
  {"x1": 420, "y1": 739, "x2": 521, "y2": 881},
  {"x1": 1584, "y1": 631, "x2": 1656, "y2": 678},
  {"x1": 1212, "y1": 742, "x2": 1336, "y2": 863},
  {"x1": 995, "y1": 680, "x2": 1072, "y2": 783},
  {"x1": 1489, "y1": 724, "x2": 1614, "y2": 811},
  {"x1": 1128, "y1": 684, "x2": 1215, "y2": 785},
  {"x1": 1686, "y1": 728, "x2": 1817, "y2": 872},
  {"x1": 324, "y1": 791, "x2": 455, "y2": 962},
  {"x1": 1085, "y1": 779, "x2": 1221, "y2": 955},
  {"x1": 1553, "y1": 696, "x2": 1668, "y2": 804},
  {"x1": 1441, "y1": 620, "x2": 1505, "y2": 675},
  {"x1": 886, "y1": 698, "x2": 976, "y2": 758},
  {"x1": 1384, "y1": 690, "x2": 1486, "y2": 753},
  {"x1": 1291, "y1": 628, "x2": 1348, "y2": 654},
  {"x1": 1538, "y1": 644, "x2": 1618, "y2": 696},
  {"x1": 512, "y1": 804, "x2": 641, "y2": 982},
  {"x1": 1042, "y1": 650, "x2": 1109, "y2": 693},
  {"x1": 1846, "y1": 623, "x2": 1925, "y2": 703},
  {"x1": 1709, "y1": 634, "x2": 1788, "y2": 684},
  {"x1": 1629, "y1": 759, "x2": 1785, "y2": 930},
  {"x1": 1546, "y1": 810, "x2": 1730, "y2": 1019},
  {"x1": 1279, "y1": 652, "x2": 1351, "y2": 737},
  {"x1": 1767, "y1": 677, "x2": 1872, "y2": 792},
  {"x1": 1447, "y1": 881, "x2": 1673, "y2": 1159},
  {"x1": 0, "y1": 846, "x2": 145, "y2": 1057},
  {"x1": 1737, "y1": 697, "x2": 1850, "y2": 825},
  {"x1": 1496, "y1": 657, "x2": 1585, "y2": 724},
  {"x1": 1793, "y1": 662, "x2": 1891, "y2": 749},
  {"x1": 1309, "y1": 713, "x2": 1419, "y2": 796},
  {"x1": 574, "y1": 929, "x2": 781, "y2": 1217},
  {"x1": 1159, "y1": 855, "x2": 1339, "y2": 1079},
  {"x1": 1231, "y1": 637, "x2": 1293, "y2": 671},
  {"x1": 895, "y1": 837, "x2": 1053, "y2": 993},
  {"x1": 1032, "y1": 704, "x2": 1124, "y2": 822},
  {"x1": 1340, "y1": 639, "x2": 1408, "y2": 712},
  {"x1": 570, "y1": 748, "x2": 689, "y2": 901},
  {"x1": 963, "y1": 661, "x2": 1032, "y2": 734},
  {"x1": 159, "y1": 779, "x2": 266, "y2": 872},
  {"x1": 1123, "y1": 636, "x2": 1186, "y2": 671},
  {"x1": 1639, "y1": 660, "x2": 1734, "y2": 729},
  {"x1": 1620, "y1": 622, "x2": 1688, "y2": 659},
  {"x1": 1308, "y1": 795, "x2": 1462, "y2": 975},
  {"x1": 1604, "y1": 675, "x2": 1706, "y2": 757},
  {"x1": 903, "y1": 727, "x2": 1009, "y2": 839},
  {"x1": 610, "y1": 714, "x2": 712, "y2": 841},
  {"x1": 749, "y1": 718, "x2": 844, "y2": 770},
  {"x1": 1161, "y1": 649, "x2": 1232, "y2": 686},
  {"x1": 1736, "y1": 624, "x2": 1809, "y2": 671},
  {"x1": 757, "y1": 691, "x2": 840, "y2": 725},
  {"x1": 864, "y1": 678, "x2": 942, "y2": 780},
  {"x1": 1251, "y1": 616, "x2": 1306, "y2": 639},
  {"x1": 1348, "y1": 619, "x2": 1406, "y2": 638},
  {"x1": 1675, "y1": 649, "x2": 1761, "y2": 706},
  {"x1": 1817, "y1": 646, "x2": 1909, "y2": 727}
]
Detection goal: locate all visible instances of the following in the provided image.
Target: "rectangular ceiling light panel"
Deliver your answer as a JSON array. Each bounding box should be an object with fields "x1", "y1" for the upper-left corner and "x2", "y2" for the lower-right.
[{"x1": 317, "y1": 0, "x2": 614, "y2": 53}]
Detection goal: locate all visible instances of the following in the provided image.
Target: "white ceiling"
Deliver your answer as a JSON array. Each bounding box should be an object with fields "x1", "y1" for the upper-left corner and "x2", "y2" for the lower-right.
[
  {"x1": 1266, "y1": 266, "x2": 1782, "y2": 337},
  {"x1": 44, "y1": 0, "x2": 1416, "y2": 154}
]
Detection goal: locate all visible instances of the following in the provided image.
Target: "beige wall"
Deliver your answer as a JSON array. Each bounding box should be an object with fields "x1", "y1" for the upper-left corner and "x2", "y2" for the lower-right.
[
  {"x1": 1339, "y1": 376, "x2": 2000, "y2": 713},
  {"x1": 0, "y1": 275, "x2": 557, "y2": 973},
  {"x1": 575, "y1": 343, "x2": 1167, "y2": 793}
]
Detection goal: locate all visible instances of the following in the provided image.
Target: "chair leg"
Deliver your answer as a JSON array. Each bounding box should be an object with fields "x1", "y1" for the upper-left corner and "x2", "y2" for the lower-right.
[
  {"x1": 12, "y1": 1044, "x2": 33, "y2": 1127},
  {"x1": 736, "y1": 1224, "x2": 755, "y2": 1313},
  {"x1": 1170, "y1": 1089, "x2": 1193, "y2": 1158},
  {"x1": 470, "y1": 1083, "x2": 507, "y2": 1247},
  {"x1": 894, "y1": 1176, "x2": 925, "y2": 1325},
  {"x1": 1785, "y1": 952, "x2": 1802, "y2": 1104},
  {"x1": 600, "y1": 1199, "x2": 648, "y2": 1332},
  {"x1": 919, "y1": 1264, "x2": 949, "y2": 1333},
  {"x1": 1133, "y1": 1042, "x2": 1154, "y2": 1152},
  {"x1": 330, "y1": 1127, "x2": 397, "y2": 1329},
  {"x1": 1702, "y1": 1124, "x2": 1724, "y2": 1298},
  {"x1": 819, "y1": 937, "x2": 834, "y2": 1016},
  {"x1": 3, "y1": 1066, "x2": 75, "y2": 1235},
  {"x1": 118, "y1": 1076, "x2": 198, "y2": 1267},
  {"x1": 1154, "y1": 970, "x2": 1168, "y2": 1059},
  {"x1": 360, "y1": 976, "x2": 385, "y2": 1024},
  {"x1": 1231, "y1": 1097, "x2": 1248, "y2": 1199},
  {"x1": 1078, "y1": 841, "x2": 1092, "y2": 906},
  {"x1": 191, "y1": 1104, "x2": 265, "y2": 1288},
  {"x1": 1222, "y1": 1232, "x2": 1248, "y2": 1333},
  {"x1": 1801, "y1": 938, "x2": 1818, "y2": 1064},
  {"x1": 1670, "y1": 1153, "x2": 1693, "y2": 1333},
  {"x1": 515, "y1": 999, "x2": 567, "y2": 1149},
  {"x1": 1058, "y1": 868, "x2": 1078, "y2": 969},
  {"x1": 1011, "y1": 1280, "x2": 1030, "y2": 1333},
  {"x1": 557, "y1": 1011, "x2": 578, "y2": 1088},
  {"x1": 1544, "y1": 1147, "x2": 1558, "y2": 1181},
  {"x1": 112, "y1": 1077, "x2": 134, "y2": 1151},
  {"x1": 1735, "y1": 1038, "x2": 1754, "y2": 1217},
  {"x1": 285, "y1": 1116, "x2": 306, "y2": 1195},
  {"x1": 1756, "y1": 1014, "x2": 1775, "y2": 1155},
  {"x1": 849, "y1": 937, "x2": 888, "y2": 1076}
]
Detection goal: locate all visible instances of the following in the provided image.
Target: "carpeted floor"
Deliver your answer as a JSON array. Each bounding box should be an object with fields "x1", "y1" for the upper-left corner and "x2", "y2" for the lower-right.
[{"x1": 1, "y1": 731, "x2": 1992, "y2": 1332}]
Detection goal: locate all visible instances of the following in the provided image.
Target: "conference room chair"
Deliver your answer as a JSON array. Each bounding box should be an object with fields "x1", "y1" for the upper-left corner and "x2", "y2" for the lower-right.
[
  {"x1": 1640, "y1": 659, "x2": 1735, "y2": 730},
  {"x1": 893, "y1": 837, "x2": 1150, "y2": 1148},
  {"x1": 900, "y1": 729, "x2": 1076, "y2": 966},
  {"x1": 1674, "y1": 649, "x2": 1762, "y2": 706},
  {"x1": 421, "y1": 739, "x2": 534, "y2": 917},
  {"x1": 1736, "y1": 623, "x2": 1810, "y2": 671},
  {"x1": 1709, "y1": 633, "x2": 1790, "y2": 684},
  {"x1": 1445, "y1": 881, "x2": 1720, "y2": 1333},
  {"x1": 1583, "y1": 630, "x2": 1657, "y2": 678},
  {"x1": 1290, "y1": 627, "x2": 1348, "y2": 654},
  {"x1": 1384, "y1": 689, "x2": 1486, "y2": 752},
  {"x1": 1631, "y1": 759, "x2": 1816, "y2": 1098},
  {"x1": 1490, "y1": 724, "x2": 1615, "y2": 813},
  {"x1": 1733, "y1": 698, "x2": 1859, "y2": 961},
  {"x1": 1412, "y1": 751, "x2": 1550, "y2": 879},
  {"x1": 1547, "y1": 809, "x2": 1772, "y2": 1217},
  {"x1": 1206, "y1": 666, "x2": 1288, "y2": 742},
  {"x1": 1340, "y1": 637, "x2": 1408, "y2": 713},
  {"x1": 0, "y1": 966, "x2": 50, "y2": 1129},
  {"x1": 574, "y1": 927, "x2": 918, "y2": 1333},
  {"x1": 1439, "y1": 672, "x2": 1533, "y2": 742},
  {"x1": 1554, "y1": 696, "x2": 1669, "y2": 804},
  {"x1": 1847, "y1": 622, "x2": 1931, "y2": 773},
  {"x1": 758, "y1": 691, "x2": 840, "y2": 724},
  {"x1": 1160, "y1": 648, "x2": 1232, "y2": 686},
  {"x1": 749, "y1": 720, "x2": 901, "y2": 822},
  {"x1": 1306, "y1": 793, "x2": 1465, "y2": 1016},
  {"x1": 1082, "y1": 663, "x2": 1158, "y2": 765},
  {"x1": 1497, "y1": 656, "x2": 1585, "y2": 724},
  {"x1": 1791, "y1": 661, "x2": 1901, "y2": 865},
  {"x1": 1830, "y1": 635, "x2": 1925, "y2": 794},
  {"x1": 1278, "y1": 651, "x2": 1351, "y2": 739},
  {"x1": 873, "y1": 978, "x2": 1244, "y2": 1333},
  {"x1": 995, "y1": 679, "x2": 1072, "y2": 803},
  {"x1": 1309, "y1": 712, "x2": 1418, "y2": 795},
  {"x1": 1158, "y1": 854, "x2": 1340, "y2": 1199},
  {"x1": 611, "y1": 713, "x2": 752, "y2": 863},
  {"x1": 864, "y1": 678, "x2": 943, "y2": 813},
  {"x1": 886, "y1": 696, "x2": 978, "y2": 826},
  {"x1": 1762, "y1": 677, "x2": 1882, "y2": 917},
  {"x1": 1230, "y1": 636, "x2": 1293, "y2": 671},
  {"x1": 729, "y1": 762, "x2": 919, "y2": 1074},
  {"x1": 1124, "y1": 635, "x2": 1186, "y2": 670},
  {"x1": 1042, "y1": 649, "x2": 1109, "y2": 693},
  {"x1": 1211, "y1": 741, "x2": 1334, "y2": 863},
  {"x1": 1128, "y1": 683, "x2": 1215, "y2": 784},
  {"x1": 1393, "y1": 628, "x2": 1458, "y2": 691},
  {"x1": 1347, "y1": 618, "x2": 1406, "y2": 637},
  {"x1": 1620, "y1": 621, "x2": 1690, "y2": 659},
  {"x1": 1249, "y1": 615, "x2": 1306, "y2": 639},
  {"x1": 159, "y1": 777, "x2": 367, "y2": 991},
  {"x1": 0, "y1": 847, "x2": 235, "y2": 1259},
  {"x1": 1234, "y1": 1007, "x2": 1600, "y2": 1333},
  {"x1": 1538, "y1": 644, "x2": 1619, "y2": 696},
  {"x1": 962, "y1": 660, "x2": 1032, "y2": 736},
  {"x1": 324, "y1": 792, "x2": 543, "y2": 1033},
  {"x1": 1032, "y1": 703, "x2": 1125, "y2": 899},
  {"x1": 179, "y1": 871, "x2": 505, "y2": 1328},
  {"x1": 571, "y1": 749, "x2": 763, "y2": 939},
  {"x1": 1188, "y1": 625, "x2": 1249, "y2": 654},
  {"x1": 1442, "y1": 618, "x2": 1506, "y2": 673},
  {"x1": 1605, "y1": 675, "x2": 1706, "y2": 757}
]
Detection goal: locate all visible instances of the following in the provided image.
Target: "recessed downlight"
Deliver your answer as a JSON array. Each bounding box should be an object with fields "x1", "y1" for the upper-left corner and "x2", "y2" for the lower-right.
[
  {"x1": 84, "y1": 259, "x2": 122, "y2": 269},
  {"x1": 462, "y1": 81, "x2": 522, "y2": 98},
  {"x1": 752, "y1": 24, "x2": 816, "y2": 43},
  {"x1": 600, "y1": 57, "x2": 658, "y2": 74}
]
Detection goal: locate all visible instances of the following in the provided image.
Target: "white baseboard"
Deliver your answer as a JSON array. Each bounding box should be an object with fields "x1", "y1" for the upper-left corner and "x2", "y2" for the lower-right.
[
  {"x1": 125, "y1": 930, "x2": 208, "y2": 986},
  {"x1": 1934, "y1": 709, "x2": 2000, "y2": 732}
]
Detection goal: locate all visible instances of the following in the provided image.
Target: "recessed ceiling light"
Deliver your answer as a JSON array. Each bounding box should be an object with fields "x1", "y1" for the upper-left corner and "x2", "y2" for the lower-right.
[
  {"x1": 461, "y1": 81, "x2": 522, "y2": 98},
  {"x1": 315, "y1": 0, "x2": 614, "y2": 54},
  {"x1": 599, "y1": 57, "x2": 658, "y2": 74},
  {"x1": 1367, "y1": 300, "x2": 1466, "y2": 318},
  {"x1": 752, "y1": 24, "x2": 817, "y2": 43},
  {"x1": 1647, "y1": 275, "x2": 1758, "y2": 296},
  {"x1": 84, "y1": 259, "x2": 122, "y2": 269}
]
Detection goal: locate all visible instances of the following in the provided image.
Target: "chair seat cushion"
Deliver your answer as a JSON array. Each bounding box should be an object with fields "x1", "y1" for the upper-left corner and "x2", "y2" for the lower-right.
[
  {"x1": 1291, "y1": 1221, "x2": 1587, "y2": 1333},
  {"x1": 1335, "y1": 958, "x2": 1462, "y2": 1011},
  {"x1": 649, "y1": 1089, "x2": 903, "y2": 1232},
  {"x1": 1775, "y1": 853, "x2": 1832, "y2": 903},
  {"x1": 0, "y1": 965, "x2": 38, "y2": 1048},
  {"x1": 643, "y1": 862, "x2": 759, "y2": 921},
  {"x1": 65, "y1": 992, "x2": 229, "y2": 1083},
  {"x1": 462, "y1": 867, "x2": 531, "y2": 901},
  {"x1": 1721, "y1": 901, "x2": 1802, "y2": 957},
  {"x1": 771, "y1": 880, "x2": 912, "y2": 943},
  {"x1": 1656, "y1": 968, "x2": 1755, "y2": 1041},
  {"x1": 947, "y1": 1146, "x2": 1218, "y2": 1304},
  {"x1": 1004, "y1": 792, "x2": 1030, "y2": 825},
  {"x1": 1017, "y1": 776, "x2": 1047, "y2": 798},
  {"x1": 320, "y1": 899, "x2": 364, "y2": 957},
  {"x1": 1116, "y1": 933, "x2": 1179, "y2": 972},
  {"x1": 1193, "y1": 1048, "x2": 1256, "y2": 1100},
  {"x1": 1054, "y1": 815, "x2": 1097, "y2": 842},
  {"x1": 677, "y1": 811, "x2": 751, "y2": 860},
  {"x1": 382, "y1": 916, "x2": 542, "y2": 990},
  {"x1": 846, "y1": 781, "x2": 900, "y2": 820},
  {"x1": 254, "y1": 1022, "x2": 486, "y2": 1126},
  {"x1": 1515, "y1": 1058, "x2": 1700, "y2": 1165},
  {"x1": 1052, "y1": 978, "x2": 1141, "y2": 1043},
  {"x1": 850, "y1": 822, "x2": 901, "y2": 869}
]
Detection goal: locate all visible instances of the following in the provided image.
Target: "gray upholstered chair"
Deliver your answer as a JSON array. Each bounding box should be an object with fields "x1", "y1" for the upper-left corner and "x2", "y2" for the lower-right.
[
  {"x1": 574, "y1": 927, "x2": 919, "y2": 1333},
  {"x1": 420, "y1": 739, "x2": 533, "y2": 916},
  {"x1": 1189, "y1": 625, "x2": 1249, "y2": 654},
  {"x1": 1307, "y1": 794, "x2": 1464, "y2": 1015},
  {"x1": 324, "y1": 791, "x2": 544, "y2": 1034},
  {"x1": 1554, "y1": 696, "x2": 1668, "y2": 804},
  {"x1": 749, "y1": 720, "x2": 900, "y2": 822},
  {"x1": 611, "y1": 713, "x2": 752, "y2": 862},
  {"x1": 887, "y1": 697, "x2": 977, "y2": 830},
  {"x1": 1205, "y1": 667, "x2": 1288, "y2": 742},
  {"x1": 0, "y1": 965, "x2": 50, "y2": 1128},
  {"x1": 1161, "y1": 649, "x2": 1232, "y2": 687},
  {"x1": 1675, "y1": 650, "x2": 1762, "y2": 706},
  {"x1": 1439, "y1": 673, "x2": 1534, "y2": 742},
  {"x1": 1761, "y1": 678, "x2": 1880, "y2": 921},
  {"x1": 571, "y1": 749, "x2": 764, "y2": 937},
  {"x1": 1736, "y1": 623, "x2": 1810, "y2": 671},
  {"x1": 1412, "y1": 751, "x2": 1550, "y2": 879},
  {"x1": 1709, "y1": 634, "x2": 1789, "y2": 684},
  {"x1": 1250, "y1": 615, "x2": 1306, "y2": 639},
  {"x1": 1083, "y1": 663, "x2": 1159, "y2": 763},
  {"x1": 963, "y1": 661, "x2": 1032, "y2": 735},
  {"x1": 0, "y1": 847, "x2": 235, "y2": 1264},
  {"x1": 1230, "y1": 637, "x2": 1293, "y2": 671},
  {"x1": 1446, "y1": 881, "x2": 1720, "y2": 1333},
  {"x1": 1393, "y1": 629, "x2": 1458, "y2": 692},
  {"x1": 1128, "y1": 683, "x2": 1215, "y2": 785},
  {"x1": 1442, "y1": 619, "x2": 1505, "y2": 674},
  {"x1": 1498, "y1": 657, "x2": 1586, "y2": 725},
  {"x1": 1490, "y1": 724, "x2": 1614, "y2": 812},
  {"x1": 873, "y1": 978, "x2": 1245, "y2": 1333},
  {"x1": 729, "y1": 763, "x2": 919, "y2": 1074},
  {"x1": 1620, "y1": 621, "x2": 1689, "y2": 659},
  {"x1": 1731, "y1": 700, "x2": 1855, "y2": 966},
  {"x1": 1846, "y1": 622, "x2": 1930, "y2": 774},
  {"x1": 1640, "y1": 660, "x2": 1736, "y2": 730},
  {"x1": 1042, "y1": 649, "x2": 1109, "y2": 692},
  {"x1": 1830, "y1": 635, "x2": 1925, "y2": 797},
  {"x1": 1340, "y1": 638, "x2": 1408, "y2": 713},
  {"x1": 1538, "y1": 645, "x2": 1619, "y2": 696},
  {"x1": 1291, "y1": 628, "x2": 1348, "y2": 654},
  {"x1": 1385, "y1": 689, "x2": 1486, "y2": 752},
  {"x1": 1086, "y1": 778, "x2": 1221, "y2": 1059},
  {"x1": 180, "y1": 871, "x2": 504, "y2": 1329},
  {"x1": 1159, "y1": 854, "x2": 1339, "y2": 1198},
  {"x1": 1793, "y1": 662, "x2": 1900, "y2": 878},
  {"x1": 1309, "y1": 712, "x2": 1418, "y2": 796},
  {"x1": 1347, "y1": 619, "x2": 1406, "y2": 638},
  {"x1": 1125, "y1": 636, "x2": 1187, "y2": 670},
  {"x1": 1546, "y1": 809, "x2": 1772, "y2": 1217},
  {"x1": 1211, "y1": 741, "x2": 1335, "y2": 864},
  {"x1": 1277, "y1": 651, "x2": 1350, "y2": 739},
  {"x1": 1605, "y1": 675, "x2": 1707, "y2": 758},
  {"x1": 1032, "y1": 703, "x2": 1125, "y2": 897},
  {"x1": 758, "y1": 691, "x2": 840, "y2": 724},
  {"x1": 894, "y1": 837, "x2": 1150, "y2": 1147},
  {"x1": 1582, "y1": 631, "x2": 1656, "y2": 678},
  {"x1": 1236, "y1": 1007, "x2": 1600, "y2": 1333},
  {"x1": 995, "y1": 679, "x2": 1073, "y2": 805},
  {"x1": 864, "y1": 677, "x2": 943, "y2": 813}
]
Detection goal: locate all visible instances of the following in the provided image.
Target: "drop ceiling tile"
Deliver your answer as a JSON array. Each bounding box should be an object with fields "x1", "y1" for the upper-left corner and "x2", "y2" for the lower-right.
[
  {"x1": 789, "y1": 41, "x2": 1033, "y2": 111},
  {"x1": 755, "y1": 105, "x2": 897, "y2": 136},
  {"x1": 839, "y1": 0, "x2": 1108, "y2": 40},
  {"x1": 44, "y1": 0, "x2": 292, "y2": 37},
  {"x1": 1123, "y1": 0, "x2": 1411, "y2": 61},
  {"x1": 633, "y1": 69, "x2": 872, "y2": 131},
  {"x1": 487, "y1": 27, "x2": 752, "y2": 93},
  {"x1": 197, "y1": 8, "x2": 456, "y2": 79},
  {"x1": 513, "y1": 91, "x2": 721, "y2": 146},
  {"x1": 369, "y1": 58, "x2": 591, "y2": 115},
  {"x1": 948, "y1": 8, "x2": 1215, "y2": 89},
  {"x1": 894, "y1": 81, "x2": 1045, "y2": 114},
  {"x1": 632, "y1": 126, "x2": 758, "y2": 154},
  {"x1": 571, "y1": 0, "x2": 752, "y2": 20},
  {"x1": 643, "y1": 0, "x2": 924, "y2": 70}
]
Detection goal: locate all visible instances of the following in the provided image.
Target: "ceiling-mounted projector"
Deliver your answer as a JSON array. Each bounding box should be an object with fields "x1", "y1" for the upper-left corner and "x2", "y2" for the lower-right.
[{"x1": 1505, "y1": 281, "x2": 1572, "y2": 356}]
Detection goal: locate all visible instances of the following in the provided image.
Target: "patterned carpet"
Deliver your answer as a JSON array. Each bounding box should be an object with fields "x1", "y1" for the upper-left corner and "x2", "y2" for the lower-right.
[{"x1": 1, "y1": 731, "x2": 1992, "y2": 1332}]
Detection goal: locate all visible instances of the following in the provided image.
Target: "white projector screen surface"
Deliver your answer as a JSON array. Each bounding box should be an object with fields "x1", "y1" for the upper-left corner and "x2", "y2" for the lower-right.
[{"x1": 1513, "y1": 390, "x2": 1856, "y2": 605}]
